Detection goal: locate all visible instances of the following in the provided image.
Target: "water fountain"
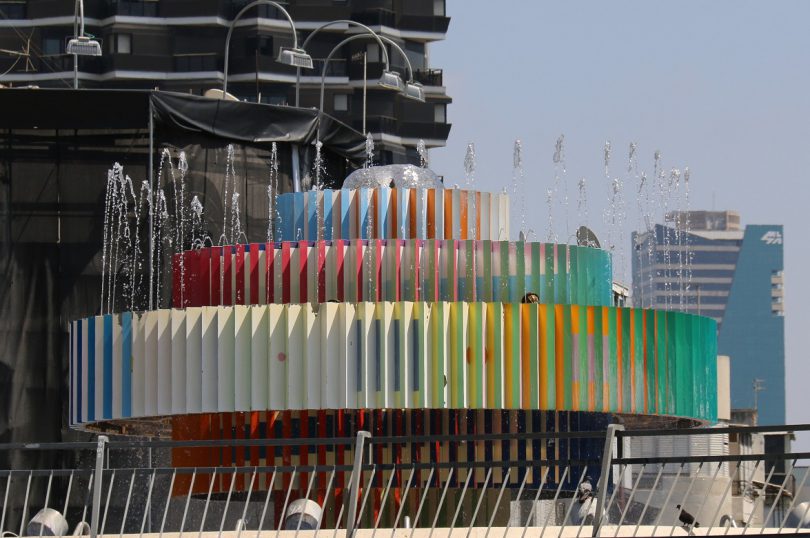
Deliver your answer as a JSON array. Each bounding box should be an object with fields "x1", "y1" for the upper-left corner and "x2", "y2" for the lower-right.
[{"x1": 68, "y1": 139, "x2": 716, "y2": 526}]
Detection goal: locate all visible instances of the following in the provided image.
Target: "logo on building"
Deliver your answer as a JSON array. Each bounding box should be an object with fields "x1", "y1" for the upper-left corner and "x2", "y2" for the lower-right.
[{"x1": 761, "y1": 231, "x2": 783, "y2": 245}]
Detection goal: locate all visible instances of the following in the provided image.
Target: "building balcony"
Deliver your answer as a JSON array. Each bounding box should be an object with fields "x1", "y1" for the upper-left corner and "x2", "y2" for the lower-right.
[
  {"x1": 351, "y1": 115, "x2": 451, "y2": 142},
  {"x1": 286, "y1": 4, "x2": 351, "y2": 22},
  {"x1": 310, "y1": 58, "x2": 347, "y2": 78},
  {"x1": 158, "y1": 0, "x2": 231, "y2": 18},
  {"x1": 399, "y1": 14, "x2": 450, "y2": 33},
  {"x1": 354, "y1": 115, "x2": 397, "y2": 134},
  {"x1": 399, "y1": 121, "x2": 451, "y2": 140},
  {"x1": 352, "y1": 8, "x2": 398, "y2": 28},
  {"x1": 173, "y1": 53, "x2": 221, "y2": 73},
  {"x1": 413, "y1": 68, "x2": 442, "y2": 87},
  {"x1": 104, "y1": 1, "x2": 160, "y2": 17},
  {"x1": 352, "y1": 8, "x2": 450, "y2": 34}
]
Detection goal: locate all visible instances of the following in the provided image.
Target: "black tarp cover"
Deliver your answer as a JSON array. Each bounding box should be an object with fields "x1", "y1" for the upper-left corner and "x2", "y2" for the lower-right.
[{"x1": 150, "y1": 92, "x2": 366, "y2": 161}]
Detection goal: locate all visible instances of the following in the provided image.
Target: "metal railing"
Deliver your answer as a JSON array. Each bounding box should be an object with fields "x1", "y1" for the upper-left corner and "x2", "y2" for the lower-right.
[{"x1": 1, "y1": 425, "x2": 809, "y2": 536}]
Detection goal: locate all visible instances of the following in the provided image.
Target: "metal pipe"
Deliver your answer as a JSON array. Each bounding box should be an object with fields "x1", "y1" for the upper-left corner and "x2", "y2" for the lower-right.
[
  {"x1": 346, "y1": 430, "x2": 371, "y2": 538},
  {"x1": 593, "y1": 424, "x2": 623, "y2": 536},
  {"x1": 89, "y1": 435, "x2": 108, "y2": 538}
]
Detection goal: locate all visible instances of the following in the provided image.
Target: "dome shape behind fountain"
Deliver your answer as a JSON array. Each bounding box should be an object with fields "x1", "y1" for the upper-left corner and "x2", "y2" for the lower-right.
[{"x1": 342, "y1": 164, "x2": 444, "y2": 189}]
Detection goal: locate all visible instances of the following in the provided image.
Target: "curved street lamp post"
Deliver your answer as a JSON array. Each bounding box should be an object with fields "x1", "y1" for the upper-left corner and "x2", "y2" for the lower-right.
[
  {"x1": 317, "y1": 33, "x2": 425, "y2": 132},
  {"x1": 294, "y1": 19, "x2": 391, "y2": 107},
  {"x1": 222, "y1": 0, "x2": 313, "y2": 96}
]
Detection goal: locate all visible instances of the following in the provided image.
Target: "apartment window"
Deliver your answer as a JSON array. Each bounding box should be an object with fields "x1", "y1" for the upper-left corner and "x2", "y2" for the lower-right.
[
  {"x1": 333, "y1": 93, "x2": 349, "y2": 112},
  {"x1": 247, "y1": 36, "x2": 274, "y2": 56},
  {"x1": 42, "y1": 37, "x2": 62, "y2": 55},
  {"x1": 433, "y1": 0, "x2": 445, "y2": 16},
  {"x1": 366, "y1": 43, "x2": 380, "y2": 63},
  {"x1": 0, "y1": 1, "x2": 25, "y2": 19},
  {"x1": 434, "y1": 104, "x2": 446, "y2": 123},
  {"x1": 404, "y1": 41, "x2": 426, "y2": 70},
  {"x1": 109, "y1": 34, "x2": 132, "y2": 54}
]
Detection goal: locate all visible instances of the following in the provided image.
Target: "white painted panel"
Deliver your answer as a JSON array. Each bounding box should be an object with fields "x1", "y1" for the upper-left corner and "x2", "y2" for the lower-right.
[
  {"x1": 200, "y1": 306, "x2": 218, "y2": 412},
  {"x1": 234, "y1": 305, "x2": 251, "y2": 411},
  {"x1": 342, "y1": 303, "x2": 357, "y2": 409},
  {"x1": 143, "y1": 311, "x2": 158, "y2": 417},
  {"x1": 156, "y1": 310, "x2": 172, "y2": 415},
  {"x1": 217, "y1": 306, "x2": 235, "y2": 412},
  {"x1": 304, "y1": 307, "x2": 321, "y2": 409},
  {"x1": 321, "y1": 302, "x2": 340, "y2": 408},
  {"x1": 185, "y1": 307, "x2": 202, "y2": 413},
  {"x1": 267, "y1": 304, "x2": 287, "y2": 410},
  {"x1": 171, "y1": 309, "x2": 187, "y2": 414},
  {"x1": 250, "y1": 305, "x2": 269, "y2": 410},
  {"x1": 286, "y1": 304, "x2": 304, "y2": 409}
]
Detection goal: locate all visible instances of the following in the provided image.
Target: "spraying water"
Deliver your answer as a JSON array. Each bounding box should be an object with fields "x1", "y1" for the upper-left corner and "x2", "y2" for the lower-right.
[
  {"x1": 365, "y1": 133, "x2": 375, "y2": 169},
  {"x1": 230, "y1": 192, "x2": 246, "y2": 245},
  {"x1": 551, "y1": 134, "x2": 569, "y2": 243},
  {"x1": 190, "y1": 195, "x2": 208, "y2": 249},
  {"x1": 464, "y1": 142, "x2": 477, "y2": 239},
  {"x1": 464, "y1": 143, "x2": 476, "y2": 186},
  {"x1": 173, "y1": 151, "x2": 189, "y2": 306},
  {"x1": 512, "y1": 139, "x2": 525, "y2": 239},
  {"x1": 546, "y1": 189, "x2": 555, "y2": 242},
  {"x1": 267, "y1": 142, "x2": 279, "y2": 243},
  {"x1": 577, "y1": 178, "x2": 588, "y2": 230},
  {"x1": 313, "y1": 139, "x2": 325, "y2": 190},
  {"x1": 683, "y1": 167, "x2": 692, "y2": 310},
  {"x1": 155, "y1": 188, "x2": 170, "y2": 309},
  {"x1": 417, "y1": 139, "x2": 428, "y2": 168},
  {"x1": 219, "y1": 144, "x2": 237, "y2": 245}
]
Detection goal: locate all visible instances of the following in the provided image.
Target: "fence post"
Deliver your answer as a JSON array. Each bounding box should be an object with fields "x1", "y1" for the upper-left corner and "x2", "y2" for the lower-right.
[
  {"x1": 593, "y1": 424, "x2": 623, "y2": 537},
  {"x1": 90, "y1": 435, "x2": 109, "y2": 538},
  {"x1": 346, "y1": 430, "x2": 371, "y2": 538}
]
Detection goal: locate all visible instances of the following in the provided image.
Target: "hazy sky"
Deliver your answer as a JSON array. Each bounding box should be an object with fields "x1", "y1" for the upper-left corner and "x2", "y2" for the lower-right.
[{"x1": 430, "y1": 1, "x2": 810, "y2": 447}]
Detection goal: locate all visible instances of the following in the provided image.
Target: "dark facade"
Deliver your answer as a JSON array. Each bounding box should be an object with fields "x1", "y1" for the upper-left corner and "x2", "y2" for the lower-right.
[
  {"x1": 0, "y1": 0, "x2": 451, "y2": 165},
  {"x1": 631, "y1": 211, "x2": 785, "y2": 425}
]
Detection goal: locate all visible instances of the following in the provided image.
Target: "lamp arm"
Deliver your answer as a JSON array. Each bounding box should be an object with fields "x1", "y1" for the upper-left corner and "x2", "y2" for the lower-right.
[
  {"x1": 318, "y1": 33, "x2": 391, "y2": 118},
  {"x1": 73, "y1": 0, "x2": 83, "y2": 37},
  {"x1": 377, "y1": 35, "x2": 413, "y2": 83},
  {"x1": 296, "y1": 20, "x2": 389, "y2": 107},
  {"x1": 223, "y1": 0, "x2": 299, "y2": 94}
]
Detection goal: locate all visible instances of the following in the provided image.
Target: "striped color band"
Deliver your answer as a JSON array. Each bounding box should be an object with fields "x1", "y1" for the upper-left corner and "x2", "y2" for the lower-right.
[
  {"x1": 172, "y1": 240, "x2": 613, "y2": 308},
  {"x1": 69, "y1": 302, "x2": 718, "y2": 426},
  {"x1": 273, "y1": 188, "x2": 509, "y2": 242}
]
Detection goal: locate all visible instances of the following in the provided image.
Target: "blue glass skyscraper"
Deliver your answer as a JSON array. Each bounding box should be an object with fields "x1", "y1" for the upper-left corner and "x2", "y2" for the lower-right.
[{"x1": 632, "y1": 211, "x2": 785, "y2": 425}]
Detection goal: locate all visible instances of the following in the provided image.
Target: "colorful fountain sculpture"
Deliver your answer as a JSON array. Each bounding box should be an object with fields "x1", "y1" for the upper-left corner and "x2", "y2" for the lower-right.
[{"x1": 68, "y1": 169, "x2": 717, "y2": 519}]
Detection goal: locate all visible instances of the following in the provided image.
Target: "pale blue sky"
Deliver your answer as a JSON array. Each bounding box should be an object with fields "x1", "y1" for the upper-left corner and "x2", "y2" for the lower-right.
[{"x1": 430, "y1": 0, "x2": 810, "y2": 446}]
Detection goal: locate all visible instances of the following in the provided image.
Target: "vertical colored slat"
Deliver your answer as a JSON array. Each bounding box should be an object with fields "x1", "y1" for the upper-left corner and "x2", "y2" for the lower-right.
[
  {"x1": 103, "y1": 315, "x2": 113, "y2": 419},
  {"x1": 121, "y1": 312, "x2": 132, "y2": 418}
]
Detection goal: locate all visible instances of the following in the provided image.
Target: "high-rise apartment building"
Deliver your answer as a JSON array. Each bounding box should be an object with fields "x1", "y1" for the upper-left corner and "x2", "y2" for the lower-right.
[
  {"x1": 0, "y1": 0, "x2": 451, "y2": 164},
  {"x1": 632, "y1": 211, "x2": 785, "y2": 425}
]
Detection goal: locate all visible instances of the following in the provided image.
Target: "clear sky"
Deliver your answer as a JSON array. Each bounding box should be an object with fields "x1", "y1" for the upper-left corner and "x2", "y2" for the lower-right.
[{"x1": 430, "y1": 0, "x2": 810, "y2": 446}]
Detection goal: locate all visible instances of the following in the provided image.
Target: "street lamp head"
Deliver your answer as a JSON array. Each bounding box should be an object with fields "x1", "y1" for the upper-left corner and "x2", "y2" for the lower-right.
[
  {"x1": 378, "y1": 69, "x2": 404, "y2": 91},
  {"x1": 404, "y1": 81, "x2": 425, "y2": 102},
  {"x1": 67, "y1": 36, "x2": 101, "y2": 56},
  {"x1": 277, "y1": 47, "x2": 313, "y2": 69}
]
